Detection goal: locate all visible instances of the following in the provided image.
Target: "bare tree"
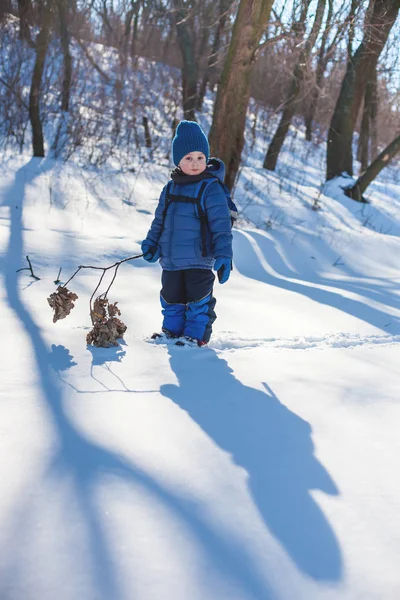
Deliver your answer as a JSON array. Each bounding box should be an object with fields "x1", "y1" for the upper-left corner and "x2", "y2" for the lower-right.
[
  {"x1": 346, "y1": 0, "x2": 358, "y2": 58},
  {"x1": 56, "y1": 0, "x2": 72, "y2": 112},
  {"x1": 17, "y1": 0, "x2": 35, "y2": 47},
  {"x1": 196, "y1": 0, "x2": 234, "y2": 111},
  {"x1": 326, "y1": 0, "x2": 399, "y2": 181},
  {"x1": 209, "y1": 0, "x2": 274, "y2": 189},
  {"x1": 29, "y1": 0, "x2": 55, "y2": 157},
  {"x1": 263, "y1": 0, "x2": 326, "y2": 171},
  {"x1": 0, "y1": 0, "x2": 13, "y2": 22},
  {"x1": 304, "y1": 0, "x2": 334, "y2": 141},
  {"x1": 345, "y1": 132, "x2": 400, "y2": 201},
  {"x1": 121, "y1": 1, "x2": 141, "y2": 62},
  {"x1": 304, "y1": 0, "x2": 354, "y2": 142},
  {"x1": 172, "y1": 0, "x2": 198, "y2": 121},
  {"x1": 357, "y1": 68, "x2": 378, "y2": 171}
]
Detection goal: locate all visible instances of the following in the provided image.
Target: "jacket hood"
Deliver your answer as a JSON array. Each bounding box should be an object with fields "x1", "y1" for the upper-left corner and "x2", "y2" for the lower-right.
[{"x1": 170, "y1": 157, "x2": 226, "y2": 185}]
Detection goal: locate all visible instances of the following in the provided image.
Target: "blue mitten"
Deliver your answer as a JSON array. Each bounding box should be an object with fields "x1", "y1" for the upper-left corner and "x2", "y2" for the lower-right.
[
  {"x1": 214, "y1": 256, "x2": 232, "y2": 284},
  {"x1": 141, "y1": 240, "x2": 160, "y2": 263}
]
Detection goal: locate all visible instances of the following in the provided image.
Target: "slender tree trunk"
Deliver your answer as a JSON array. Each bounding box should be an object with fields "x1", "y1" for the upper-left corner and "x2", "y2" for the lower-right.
[
  {"x1": 29, "y1": 1, "x2": 54, "y2": 157},
  {"x1": 346, "y1": 133, "x2": 400, "y2": 201},
  {"x1": 264, "y1": 0, "x2": 326, "y2": 171},
  {"x1": 57, "y1": 0, "x2": 72, "y2": 112},
  {"x1": 305, "y1": 0, "x2": 333, "y2": 141},
  {"x1": 263, "y1": 62, "x2": 302, "y2": 170},
  {"x1": 197, "y1": 0, "x2": 232, "y2": 112},
  {"x1": 357, "y1": 95, "x2": 371, "y2": 171},
  {"x1": 0, "y1": 0, "x2": 12, "y2": 22},
  {"x1": 17, "y1": 0, "x2": 35, "y2": 47},
  {"x1": 195, "y1": 22, "x2": 211, "y2": 111},
  {"x1": 369, "y1": 74, "x2": 378, "y2": 160},
  {"x1": 347, "y1": 0, "x2": 358, "y2": 58},
  {"x1": 305, "y1": 0, "x2": 361, "y2": 141},
  {"x1": 121, "y1": 8, "x2": 134, "y2": 65},
  {"x1": 357, "y1": 69, "x2": 378, "y2": 171},
  {"x1": 326, "y1": 0, "x2": 398, "y2": 181},
  {"x1": 131, "y1": 9, "x2": 140, "y2": 57},
  {"x1": 209, "y1": 0, "x2": 274, "y2": 189},
  {"x1": 142, "y1": 116, "x2": 152, "y2": 148},
  {"x1": 122, "y1": 2, "x2": 140, "y2": 64},
  {"x1": 173, "y1": 0, "x2": 198, "y2": 121}
]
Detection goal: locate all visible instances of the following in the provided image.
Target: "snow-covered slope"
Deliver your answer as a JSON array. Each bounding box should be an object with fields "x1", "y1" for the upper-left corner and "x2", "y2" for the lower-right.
[{"x1": 0, "y1": 133, "x2": 399, "y2": 600}]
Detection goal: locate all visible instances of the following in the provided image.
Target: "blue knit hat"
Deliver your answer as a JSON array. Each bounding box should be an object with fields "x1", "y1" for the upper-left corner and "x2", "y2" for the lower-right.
[{"x1": 172, "y1": 120, "x2": 210, "y2": 166}]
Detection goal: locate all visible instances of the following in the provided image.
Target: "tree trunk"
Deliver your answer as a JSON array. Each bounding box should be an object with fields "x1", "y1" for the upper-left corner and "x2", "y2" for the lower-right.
[
  {"x1": 197, "y1": 0, "x2": 233, "y2": 112},
  {"x1": 326, "y1": 0, "x2": 398, "y2": 181},
  {"x1": 263, "y1": 63, "x2": 302, "y2": 170},
  {"x1": 29, "y1": 1, "x2": 54, "y2": 157},
  {"x1": 357, "y1": 95, "x2": 371, "y2": 172},
  {"x1": 143, "y1": 116, "x2": 152, "y2": 148},
  {"x1": 369, "y1": 74, "x2": 378, "y2": 160},
  {"x1": 57, "y1": 0, "x2": 72, "y2": 112},
  {"x1": 305, "y1": 0, "x2": 333, "y2": 141},
  {"x1": 264, "y1": 0, "x2": 326, "y2": 171},
  {"x1": 17, "y1": 0, "x2": 35, "y2": 47},
  {"x1": 357, "y1": 69, "x2": 378, "y2": 171},
  {"x1": 209, "y1": 0, "x2": 274, "y2": 189},
  {"x1": 121, "y1": 2, "x2": 141, "y2": 64},
  {"x1": 173, "y1": 0, "x2": 198, "y2": 121},
  {"x1": 0, "y1": 0, "x2": 12, "y2": 22},
  {"x1": 346, "y1": 133, "x2": 400, "y2": 201},
  {"x1": 195, "y1": 20, "x2": 211, "y2": 112},
  {"x1": 347, "y1": 0, "x2": 358, "y2": 58},
  {"x1": 305, "y1": 0, "x2": 361, "y2": 141}
]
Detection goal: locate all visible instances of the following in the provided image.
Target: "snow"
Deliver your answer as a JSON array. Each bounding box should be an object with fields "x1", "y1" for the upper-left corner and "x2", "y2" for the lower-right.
[{"x1": 0, "y1": 123, "x2": 400, "y2": 600}]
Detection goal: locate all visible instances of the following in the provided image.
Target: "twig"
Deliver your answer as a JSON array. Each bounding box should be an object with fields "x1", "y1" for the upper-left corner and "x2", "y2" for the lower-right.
[
  {"x1": 54, "y1": 267, "x2": 62, "y2": 284},
  {"x1": 253, "y1": 32, "x2": 289, "y2": 60},
  {"x1": 332, "y1": 256, "x2": 344, "y2": 267},
  {"x1": 73, "y1": 35, "x2": 111, "y2": 83},
  {"x1": 17, "y1": 255, "x2": 40, "y2": 280},
  {"x1": 0, "y1": 77, "x2": 29, "y2": 110},
  {"x1": 63, "y1": 254, "x2": 144, "y2": 323}
]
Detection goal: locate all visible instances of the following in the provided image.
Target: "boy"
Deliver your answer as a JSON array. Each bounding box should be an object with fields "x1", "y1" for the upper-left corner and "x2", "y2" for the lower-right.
[{"x1": 141, "y1": 120, "x2": 233, "y2": 347}]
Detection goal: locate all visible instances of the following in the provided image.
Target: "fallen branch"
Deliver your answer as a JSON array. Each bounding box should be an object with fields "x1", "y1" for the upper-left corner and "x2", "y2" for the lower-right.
[
  {"x1": 17, "y1": 255, "x2": 40, "y2": 280},
  {"x1": 54, "y1": 266, "x2": 62, "y2": 284},
  {"x1": 47, "y1": 254, "x2": 143, "y2": 347},
  {"x1": 332, "y1": 256, "x2": 344, "y2": 267},
  {"x1": 63, "y1": 254, "x2": 143, "y2": 320}
]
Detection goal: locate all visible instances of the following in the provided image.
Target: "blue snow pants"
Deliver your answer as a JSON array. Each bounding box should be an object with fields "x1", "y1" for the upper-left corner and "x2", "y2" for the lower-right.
[{"x1": 160, "y1": 269, "x2": 216, "y2": 342}]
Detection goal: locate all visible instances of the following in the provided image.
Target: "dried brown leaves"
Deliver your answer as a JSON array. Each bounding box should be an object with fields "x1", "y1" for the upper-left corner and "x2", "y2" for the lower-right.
[
  {"x1": 86, "y1": 297, "x2": 127, "y2": 347},
  {"x1": 47, "y1": 286, "x2": 78, "y2": 323}
]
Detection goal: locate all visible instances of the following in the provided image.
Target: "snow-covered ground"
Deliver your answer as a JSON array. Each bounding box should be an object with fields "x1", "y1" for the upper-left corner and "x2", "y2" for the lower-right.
[{"x1": 0, "y1": 127, "x2": 399, "y2": 600}]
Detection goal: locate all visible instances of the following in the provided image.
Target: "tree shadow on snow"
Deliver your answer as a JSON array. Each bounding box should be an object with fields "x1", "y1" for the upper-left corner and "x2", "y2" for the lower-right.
[
  {"x1": 234, "y1": 229, "x2": 400, "y2": 335},
  {"x1": 0, "y1": 159, "x2": 141, "y2": 598},
  {"x1": 163, "y1": 346, "x2": 342, "y2": 584},
  {"x1": 0, "y1": 159, "x2": 282, "y2": 600}
]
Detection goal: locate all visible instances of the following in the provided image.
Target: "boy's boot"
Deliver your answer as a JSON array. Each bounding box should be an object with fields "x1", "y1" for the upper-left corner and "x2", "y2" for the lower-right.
[
  {"x1": 160, "y1": 296, "x2": 186, "y2": 338},
  {"x1": 151, "y1": 328, "x2": 180, "y2": 340},
  {"x1": 175, "y1": 336, "x2": 207, "y2": 347},
  {"x1": 184, "y1": 294, "x2": 216, "y2": 345}
]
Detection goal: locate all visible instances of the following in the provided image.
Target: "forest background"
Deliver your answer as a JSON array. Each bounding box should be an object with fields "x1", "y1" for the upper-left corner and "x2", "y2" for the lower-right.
[{"x1": 0, "y1": 0, "x2": 399, "y2": 200}]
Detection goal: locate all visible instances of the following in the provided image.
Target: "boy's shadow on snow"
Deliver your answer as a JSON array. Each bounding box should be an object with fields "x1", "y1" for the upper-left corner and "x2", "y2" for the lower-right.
[{"x1": 162, "y1": 347, "x2": 342, "y2": 582}]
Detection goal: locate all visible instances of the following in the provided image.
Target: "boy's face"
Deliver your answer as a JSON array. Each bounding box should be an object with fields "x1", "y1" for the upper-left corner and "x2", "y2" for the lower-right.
[{"x1": 179, "y1": 152, "x2": 207, "y2": 176}]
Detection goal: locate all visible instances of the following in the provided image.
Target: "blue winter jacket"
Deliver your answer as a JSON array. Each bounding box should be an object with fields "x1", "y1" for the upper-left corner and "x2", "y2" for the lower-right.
[{"x1": 144, "y1": 158, "x2": 233, "y2": 271}]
